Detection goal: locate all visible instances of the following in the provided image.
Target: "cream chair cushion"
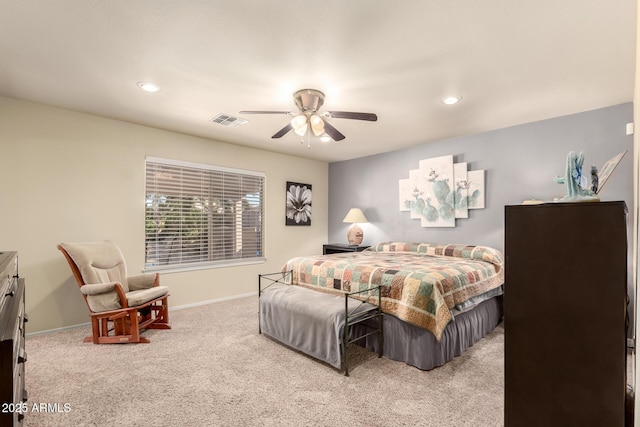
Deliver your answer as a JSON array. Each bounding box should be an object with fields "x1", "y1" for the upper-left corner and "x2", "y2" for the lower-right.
[
  {"x1": 59, "y1": 241, "x2": 168, "y2": 313},
  {"x1": 60, "y1": 241, "x2": 131, "y2": 291},
  {"x1": 82, "y1": 285, "x2": 169, "y2": 313}
]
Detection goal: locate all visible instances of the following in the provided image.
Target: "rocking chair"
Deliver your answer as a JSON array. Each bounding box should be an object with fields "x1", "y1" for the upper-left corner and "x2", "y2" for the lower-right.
[{"x1": 58, "y1": 241, "x2": 170, "y2": 344}]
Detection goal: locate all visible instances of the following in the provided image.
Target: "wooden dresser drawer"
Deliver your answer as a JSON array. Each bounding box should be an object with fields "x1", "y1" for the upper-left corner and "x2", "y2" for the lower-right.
[{"x1": 0, "y1": 252, "x2": 26, "y2": 427}]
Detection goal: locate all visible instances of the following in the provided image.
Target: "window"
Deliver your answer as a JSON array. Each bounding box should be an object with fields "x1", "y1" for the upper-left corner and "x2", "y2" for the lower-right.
[{"x1": 144, "y1": 157, "x2": 265, "y2": 271}]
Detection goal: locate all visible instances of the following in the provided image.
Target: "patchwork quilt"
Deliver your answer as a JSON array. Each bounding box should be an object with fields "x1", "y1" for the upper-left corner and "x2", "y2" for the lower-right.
[{"x1": 282, "y1": 242, "x2": 504, "y2": 340}]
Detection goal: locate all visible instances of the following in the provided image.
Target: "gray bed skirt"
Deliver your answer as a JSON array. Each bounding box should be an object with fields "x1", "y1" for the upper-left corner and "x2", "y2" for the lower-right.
[{"x1": 351, "y1": 295, "x2": 503, "y2": 370}]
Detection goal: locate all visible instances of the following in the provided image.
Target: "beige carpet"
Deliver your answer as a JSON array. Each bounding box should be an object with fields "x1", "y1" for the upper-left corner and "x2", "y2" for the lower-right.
[{"x1": 25, "y1": 295, "x2": 505, "y2": 427}]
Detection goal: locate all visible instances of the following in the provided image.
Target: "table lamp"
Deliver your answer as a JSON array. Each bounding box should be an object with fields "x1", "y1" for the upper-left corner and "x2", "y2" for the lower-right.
[{"x1": 343, "y1": 208, "x2": 368, "y2": 245}]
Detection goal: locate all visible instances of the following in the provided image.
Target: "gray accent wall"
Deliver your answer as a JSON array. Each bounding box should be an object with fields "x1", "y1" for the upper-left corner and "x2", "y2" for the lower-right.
[
  {"x1": 329, "y1": 102, "x2": 635, "y2": 334},
  {"x1": 329, "y1": 103, "x2": 633, "y2": 252}
]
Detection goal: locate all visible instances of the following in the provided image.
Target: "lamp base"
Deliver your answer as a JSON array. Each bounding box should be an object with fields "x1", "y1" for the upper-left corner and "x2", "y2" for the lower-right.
[{"x1": 346, "y1": 224, "x2": 364, "y2": 245}]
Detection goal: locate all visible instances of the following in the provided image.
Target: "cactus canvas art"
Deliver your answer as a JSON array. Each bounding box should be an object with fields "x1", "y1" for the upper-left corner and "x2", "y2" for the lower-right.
[{"x1": 399, "y1": 156, "x2": 485, "y2": 227}]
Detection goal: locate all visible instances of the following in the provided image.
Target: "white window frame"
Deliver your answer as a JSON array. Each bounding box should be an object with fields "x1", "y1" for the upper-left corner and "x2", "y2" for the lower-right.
[{"x1": 144, "y1": 156, "x2": 265, "y2": 273}]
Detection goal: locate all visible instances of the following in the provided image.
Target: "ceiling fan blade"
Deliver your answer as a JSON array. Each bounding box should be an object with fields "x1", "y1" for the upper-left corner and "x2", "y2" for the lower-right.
[
  {"x1": 272, "y1": 123, "x2": 293, "y2": 139},
  {"x1": 326, "y1": 111, "x2": 378, "y2": 121},
  {"x1": 239, "y1": 111, "x2": 293, "y2": 115},
  {"x1": 322, "y1": 121, "x2": 345, "y2": 141}
]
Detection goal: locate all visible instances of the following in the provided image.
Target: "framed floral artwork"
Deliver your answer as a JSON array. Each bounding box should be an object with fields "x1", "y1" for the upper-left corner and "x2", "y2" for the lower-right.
[{"x1": 286, "y1": 181, "x2": 312, "y2": 226}]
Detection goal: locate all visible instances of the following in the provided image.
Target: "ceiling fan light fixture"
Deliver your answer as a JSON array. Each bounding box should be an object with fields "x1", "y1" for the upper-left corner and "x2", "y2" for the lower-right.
[
  {"x1": 291, "y1": 114, "x2": 308, "y2": 136},
  {"x1": 294, "y1": 124, "x2": 308, "y2": 136},
  {"x1": 309, "y1": 114, "x2": 325, "y2": 136}
]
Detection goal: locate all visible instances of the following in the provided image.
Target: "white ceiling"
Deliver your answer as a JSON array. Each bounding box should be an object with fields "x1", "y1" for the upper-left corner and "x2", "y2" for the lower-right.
[{"x1": 0, "y1": 1, "x2": 636, "y2": 162}]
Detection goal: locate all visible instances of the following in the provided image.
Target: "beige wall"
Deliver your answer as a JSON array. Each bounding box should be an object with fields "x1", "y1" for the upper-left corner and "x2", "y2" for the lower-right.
[{"x1": 0, "y1": 96, "x2": 328, "y2": 334}]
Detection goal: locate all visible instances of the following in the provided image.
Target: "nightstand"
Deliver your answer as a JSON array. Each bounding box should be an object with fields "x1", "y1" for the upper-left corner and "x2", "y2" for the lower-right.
[{"x1": 322, "y1": 244, "x2": 370, "y2": 255}]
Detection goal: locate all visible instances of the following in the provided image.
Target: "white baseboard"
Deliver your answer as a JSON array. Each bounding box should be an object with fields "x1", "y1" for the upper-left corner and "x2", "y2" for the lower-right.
[
  {"x1": 170, "y1": 291, "x2": 257, "y2": 311},
  {"x1": 26, "y1": 321, "x2": 91, "y2": 338},
  {"x1": 26, "y1": 292, "x2": 258, "y2": 338}
]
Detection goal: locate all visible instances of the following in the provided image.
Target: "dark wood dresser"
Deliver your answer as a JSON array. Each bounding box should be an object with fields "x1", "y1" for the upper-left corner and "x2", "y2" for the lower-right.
[
  {"x1": 0, "y1": 251, "x2": 27, "y2": 426},
  {"x1": 504, "y1": 201, "x2": 628, "y2": 426}
]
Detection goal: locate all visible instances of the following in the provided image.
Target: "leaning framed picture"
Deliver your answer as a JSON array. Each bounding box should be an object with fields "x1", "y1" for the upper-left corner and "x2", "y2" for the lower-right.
[
  {"x1": 596, "y1": 150, "x2": 626, "y2": 195},
  {"x1": 285, "y1": 181, "x2": 312, "y2": 226}
]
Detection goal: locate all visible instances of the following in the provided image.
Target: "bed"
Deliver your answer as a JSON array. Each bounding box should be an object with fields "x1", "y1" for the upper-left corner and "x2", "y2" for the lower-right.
[{"x1": 260, "y1": 241, "x2": 504, "y2": 371}]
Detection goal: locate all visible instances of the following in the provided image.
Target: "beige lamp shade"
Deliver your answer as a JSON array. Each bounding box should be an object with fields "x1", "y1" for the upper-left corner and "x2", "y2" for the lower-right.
[
  {"x1": 343, "y1": 208, "x2": 368, "y2": 224},
  {"x1": 343, "y1": 208, "x2": 368, "y2": 245}
]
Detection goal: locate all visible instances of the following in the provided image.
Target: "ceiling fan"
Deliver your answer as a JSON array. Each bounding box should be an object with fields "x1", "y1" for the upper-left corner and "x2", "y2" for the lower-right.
[{"x1": 240, "y1": 89, "x2": 377, "y2": 146}]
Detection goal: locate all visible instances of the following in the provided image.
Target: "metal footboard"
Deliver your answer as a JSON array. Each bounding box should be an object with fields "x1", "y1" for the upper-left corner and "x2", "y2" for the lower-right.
[
  {"x1": 257, "y1": 270, "x2": 292, "y2": 335},
  {"x1": 343, "y1": 286, "x2": 383, "y2": 376}
]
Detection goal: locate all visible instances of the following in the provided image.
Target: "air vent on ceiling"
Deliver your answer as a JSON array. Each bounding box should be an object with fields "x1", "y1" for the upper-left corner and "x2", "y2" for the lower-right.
[{"x1": 211, "y1": 114, "x2": 248, "y2": 127}]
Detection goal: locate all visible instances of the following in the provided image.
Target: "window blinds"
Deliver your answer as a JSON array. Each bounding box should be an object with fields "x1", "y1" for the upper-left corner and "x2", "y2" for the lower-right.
[{"x1": 144, "y1": 157, "x2": 265, "y2": 271}]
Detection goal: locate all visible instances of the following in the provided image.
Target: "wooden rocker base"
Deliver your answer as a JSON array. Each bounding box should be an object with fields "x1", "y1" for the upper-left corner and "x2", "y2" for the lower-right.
[
  {"x1": 83, "y1": 335, "x2": 152, "y2": 344},
  {"x1": 86, "y1": 296, "x2": 170, "y2": 344}
]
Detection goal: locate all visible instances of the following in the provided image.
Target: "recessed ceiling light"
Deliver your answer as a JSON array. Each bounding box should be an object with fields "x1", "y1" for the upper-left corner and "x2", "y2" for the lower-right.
[
  {"x1": 137, "y1": 82, "x2": 160, "y2": 93},
  {"x1": 443, "y1": 96, "x2": 462, "y2": 105}
]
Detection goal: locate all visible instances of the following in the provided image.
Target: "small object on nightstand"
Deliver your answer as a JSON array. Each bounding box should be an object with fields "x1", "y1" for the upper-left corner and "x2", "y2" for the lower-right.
[{"x1": 323, "y1": 244, "x2": 370, "y2": 255}]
